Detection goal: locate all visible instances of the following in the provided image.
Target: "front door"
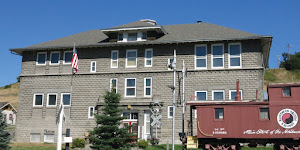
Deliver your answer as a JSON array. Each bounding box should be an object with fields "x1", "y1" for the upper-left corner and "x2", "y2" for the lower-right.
[{"x1": 122, "y1": 112, "x2": 138, "y2": 141}]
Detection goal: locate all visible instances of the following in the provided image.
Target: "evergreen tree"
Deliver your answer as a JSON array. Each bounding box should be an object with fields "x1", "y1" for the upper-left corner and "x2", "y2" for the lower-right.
[
  {"x1": 89, "y1": 91, "x2": 136, "y2": 150},
  {"x1": 0, "y1": 111, "x2": 11, "y2": 150}
]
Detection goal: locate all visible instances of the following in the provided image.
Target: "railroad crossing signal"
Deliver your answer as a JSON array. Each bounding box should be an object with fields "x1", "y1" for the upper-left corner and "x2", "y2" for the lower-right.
[{"x1": 151, "y1": 114, "x2": 162, "y2": 127}]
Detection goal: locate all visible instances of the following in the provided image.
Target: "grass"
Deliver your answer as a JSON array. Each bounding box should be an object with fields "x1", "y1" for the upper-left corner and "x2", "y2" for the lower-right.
[
  {"x1": 10, "y1": 143, "x2": 56, "y2": 150},
  {"x1": 0, "y1": 82, "x2": 19, "y2": 109}
]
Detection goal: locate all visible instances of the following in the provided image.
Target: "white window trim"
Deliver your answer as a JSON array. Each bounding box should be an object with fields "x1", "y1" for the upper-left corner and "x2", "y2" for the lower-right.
[
  {"x1": 211, "y1": 44, "x2": 224, "y2": 69},
  {"x1": 194, "y1": 91, "x2": 207, "y2": 100},
  {"x1": 117, "y1": 32, "x2": 147, "y2": 42},
  {"x1": 49, "y1": 51, "x2": 60, "y2": 65},
  {"x1": 195, "y1": 109, "x2": 197, "y2": 119},
  {"x1": 144, "y1": 48, "x2": 153, "y2": 67},
  {"x1": 168, "y1": 106, "x2": 173, "y2": 118},
  {"x1": 126, "y1": 49, "x2": 137, "y2": 68},
  {"x1": 36, "y1": 52, "x2": 47, "y2": 65},
  {"x1": 144, "y1": 77, "x2": 152, "y2": 97},
  {"x1": 144, "y1": 112, "x2": 151, "y2": 135},
  {"x1": 125, "y1": 78, "x2": 136, "y2": 97},
  {"x1": 228, "y1": 43, "x2": 242, "y2": 68},
  {"x1": 44, "y1": 134, "x2": 55, "y2": 143},
  {"x1": 194, "y1": 44, "x2": 207, "y2": 69},
  {"x1": 212, "y1": 90, "x2": 225, "y2": 100},
  {"x1": 229, "y1": 90, "x2": 243, "y2": 100},
  {"x1": 110, "y1": 78, "x2": 118, "y2": 93},
  {"x1": 33, "y1": 93, "x2": 44, "y2": 107},
  {"x1": 168, "y1": 58, "x2": 174, "y2": 70},
  {"x1": 46, "y1": 93, "x2": 57, "y2": 107},
  {"x1": 61, "y1": 93, "x2": 71, "y2": 107},
  {"x1": 111, "y1": 50, "x2": 119, "y2": 68},
  {"x1": 63, "y1": 51, "x2": 72, "y2": 65},
  {"x1": 90, "y1": 61, "x2": 96, "y2": 72},
  {"x1": 88, "y1": 106, "x2": 95, "y2": 118}
]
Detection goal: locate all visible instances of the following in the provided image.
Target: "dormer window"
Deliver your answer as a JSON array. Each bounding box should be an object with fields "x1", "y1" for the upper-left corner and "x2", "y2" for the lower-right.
[
  {"x1": 128, "y1": 33, "x2": 137, "y2": 41},
  {"x1": 117, "y1": 31, "x2": 147, "y2": 42},
  {"x1": 118, "y1": 33, "x2": 123, "y2": 41},
  {"x1": 142, "y1": 32, "x2": 147, "y2": 40}
]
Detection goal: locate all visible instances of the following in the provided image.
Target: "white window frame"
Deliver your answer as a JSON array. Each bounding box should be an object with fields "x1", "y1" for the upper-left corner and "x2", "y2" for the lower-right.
[
  {"x1": 49, "y1": 51, "x2": 60, "y2": 65},
  {"x1": 211, "y1": 44, "x2": 224, "y2": 69},
  {"x1": 168, "y1": 58, "x2": 174, "y2": 70},
  {"x1": 33, "y1": 93, "x2": 44, "y2": 107},
  {"x1": 46, "y1": 93, "x2": 57, "y2": 107},
  {"x1": 194, "y1": 91, "x2": 207, "y2": 101},
  {"x1": 212, "y1": 90, "x2": 225, "y2": 100},
  {"x1": 63, "y1": 51, "x2": 73, "y2": 64},
  {"x1": 144, "y1": 77, "x2": 152, "y2": 97},
  {"x1": 90, "y1": 61, "x2": 96, "y2": 72},
  {"x1": 30, "y1": 133, "x2": 41, "y2": 143},
  {"x1": 229, "y1": 90, "x2": 243, "y2": 100},
  {"x1": 126, "y1": 50, "x2": 137, "y2": 68},
  {"x1": 61, "y1": 93, "x2": 71, "y2": 107},
  {"x1": 117, "y1": 32, "x2": 146, "y2": 42},
  {"x1": 44, "y1": 134, "x2": 54, "y2": 143},
  {"x1": 36, "y1": 52, "x2": 47, "y2": 65},
  {"x1": 125, "y1": 78, "x2": 136, "y2": 97},
  {"x1": 144, "y1": 48, "x2": 153, "y2": 67},
  {"x1": 144, "y1": 112, "x2": 151, "y2": 136},
  {"x1": 110, "y1": 78, "x2": 118, "y2": 93},
  {"x1": 111, "y1": 50, "x2": 119, "y2": 68},
  {"x1": 168, "y1": 106, "x2": 173, "y2": 118},
  {"x1": 194, "y1": 44, "x2": 207, "y2": 69},
  {"x1": 228, "y1": 43, "x2": 242, "y2": 68},
  {"x1": 88, "y1": 106, "x2": 95, "y2": 118}
]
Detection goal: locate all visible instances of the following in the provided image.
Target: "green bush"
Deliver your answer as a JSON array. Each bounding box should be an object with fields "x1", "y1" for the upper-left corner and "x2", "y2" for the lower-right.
[
  {"x1": 72, "y1": 138, "x2": 85, "y2": 149},
  {"x1": 137, "y1": 139, "x2": 148, "y2": 149}
]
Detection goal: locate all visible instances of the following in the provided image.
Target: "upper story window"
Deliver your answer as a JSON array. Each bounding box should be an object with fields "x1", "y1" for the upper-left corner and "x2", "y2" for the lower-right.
[
  {"x1": 88, "y1": 106, "x2": 95, "y2": 118},
  {"x1": 128, "y1": 33, "x2": 138, "y2": 41},
  {"x1": 168, "y1": 106, "x2": 173, "y2": 118},
  {"x1": 195, "y1": 91, "x2": 207, "y2": 101},
  {"x1": 117, "y1": 32, "x2": 147, "y2": 42},
  {"x1": 145, "y1": 49, "x2": 153, "y2": 67},
  {"x1": 215, "y1": 108, "x2": 224, "y2": 120},
  {"x1": 118, "y1": 33, "x2": 123, "y2": 41},
  {"x1": 50, "y1": 52, "x2": 60, "y2": 65},
  {"x1": 33, "y1": 93, "x2": 44, "y2": 107},
  {"x1": 195, "y1": 45, "x2": 207, "y2": 69},
  {"x1": 61, "y1": 93, "x2": 71, "y2": 106},
  {"x1": 126, "y1": 50, "x2": 137, "y2": 68},
  {"x1": 168, "y1": 58, "x2": 174, "y2": 70},
  {"x1": 110, "y1": 78, "x2": 117, "y2": 93},
  {"x1": 283, "y1": 87, "x2": 291, "y2": 96},
  {"x1": 211, "y1": 44, "x2": 224, "y2": 68},
  {"x1": 142, "y1": 32, "x2": 147, "y2": 40},
  {"x1": 90, "y1": 61, "x2": 96, "y2": 72},
  {"x1": 63, "y1": 51, "x2": 73, "y2": 64},
  {"x1": 111, "y1": 50, "x2": 119, "y2": 68},
  {"x1": 144, "y1": 77, "x2": 152, "y2": 97},
  {"x1": 260, "y1": 107, "x2": 270, "y2": 120},
  {"x1": 125, "y1": 78, "x2": 136, "y2": 97},
  {"x1": 212, "y1": 90, "x2": 225, "y2": 100},
  {"x1": 229, "y1": 90, "x2": 243, "y2": 100},
  {"x1": 36, "y1": 52, "x2": 47, "y2": 65},
  {"x1": 47, "y1": 93, "x2": 57, "y2": 107},
  {"x1": 229, "y1": 43, "x2": 242, "y2": 68}
]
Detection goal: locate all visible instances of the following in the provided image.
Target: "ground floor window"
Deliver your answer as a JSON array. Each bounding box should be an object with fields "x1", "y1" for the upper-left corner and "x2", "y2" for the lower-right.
[
  {"x1": 30, "y1": 133, "x2": 41, "y2": 142},
  {"x1": 44, "y1": 134, "x2": 54, "y2": 143}
]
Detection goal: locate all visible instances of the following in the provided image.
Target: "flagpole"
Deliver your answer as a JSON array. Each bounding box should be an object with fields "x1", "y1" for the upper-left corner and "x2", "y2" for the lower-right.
[{"x1": 57, "y1": 104, "x2": 64, "y2": 150}]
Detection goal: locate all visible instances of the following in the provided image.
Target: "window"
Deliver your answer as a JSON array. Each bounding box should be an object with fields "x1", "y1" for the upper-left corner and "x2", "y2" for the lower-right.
[
  {"x1": 168, "y1": 58, "x2": 174, "y2": 70},
  {"x1": 212, "y1": 90, "x2": 225, "y2": 100},
  {"x1": 211, "y1": 44, "x2": 224, "y2": 68},
  {"x1": 63, "y1": 51, "x2": 73, "y2": 64},
  {"x1": 90, "y1": 61, "x2": 96, "y2": 72},
  {"x1": 144, "y1": 112, "x2": 151, "y2": 135},
  {"x1": 118, "y1": 33, "x2": 123, "y2": 41},
  {"x1": 88, "y1": 106, "x2": 95, "y2": 118},
  {"x1": 30, "y1": 133, "x2": 41, "y2": 142},
  {"x1": 36, "y1": 52, "x2": 47, "y2": 65},
  {"x1": 110, "y1": 78, "x2": 117, "y2": 93},
  {"x1": 229, "y1": 90, "x2": 243, "y2": 100},
  {"x1": 128, "y1": 33, "x2": 138, "y2": 41},
  {"x1": 47, "y1": 93, "x2": 57, "y2": 107},
  {"x1": 142, "y1": 32, "x2": 147, "y2": 40},
  {"x1": 215, "y1": 108, "x2": 224, "y2": 119},
  {"x1": 168, "y1": 106, "x2": 173, "y2": 118},
  {"x1": 144, "y1": 77, "x2": 152, "y2": 97},
  {"x1": 260, "y1": 107, "x2": 270, "y2": 120},
  {"x1": 111, "y1": 50, "x2": 118, "y2": 68},
  {"x1": 125, "y1": 78, "x2": 136, "y2": 97},
  {"x1": 283, "y1": 87, "x2": 291, "y2": 96},
  {"x1": 195, "y1": 91, "x2": 207, "y2": 101},
  {"x1": 50, "y1": 52, "x2": 60, "y2": 65},
  {"x1": 33, "y1": 94, "x2": 43, "y2": 107},
  {"x1": 61, "y1": 93, "x2": 71, "y2": 106},
  {"x1": 228, "y1": 43, "x2": 242, "y2": 68},
  {"x1": 195, "y1": 45, "x2": 207, "y2": 69},
  {"x1": 122, "y1": 112, "x2": 138, "y2": 120},
  {"x1": 44, "y1": 134, "x2": 54, "y2": 143},
  {"x1": 145, "y1": 49, "x2": 153, "y2": 67},
  {"x1": 126, "y1": 50, "x2": 137, "y2": 68}
]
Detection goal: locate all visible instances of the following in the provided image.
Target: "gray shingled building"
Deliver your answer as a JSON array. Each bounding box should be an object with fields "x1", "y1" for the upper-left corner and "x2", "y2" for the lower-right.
[{"x1": 10, "y1": 19, "x2": 272, "y2": 144}]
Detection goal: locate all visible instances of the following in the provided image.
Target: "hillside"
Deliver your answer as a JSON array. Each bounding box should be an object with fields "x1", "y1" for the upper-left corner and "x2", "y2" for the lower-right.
[{"x1": 0, "y1": 83, "x2": 19, "y2": 109}]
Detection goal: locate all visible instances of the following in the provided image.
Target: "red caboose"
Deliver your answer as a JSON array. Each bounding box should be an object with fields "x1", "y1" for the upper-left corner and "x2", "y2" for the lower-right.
[{"x1": 187, "y1": 83, "x2": 300, "y2": 150}]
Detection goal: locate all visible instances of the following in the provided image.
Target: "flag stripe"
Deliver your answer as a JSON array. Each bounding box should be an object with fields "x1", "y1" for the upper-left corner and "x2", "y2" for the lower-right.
[{"x1": 71, "y1": 44, "x2": 78, "y2": 74}]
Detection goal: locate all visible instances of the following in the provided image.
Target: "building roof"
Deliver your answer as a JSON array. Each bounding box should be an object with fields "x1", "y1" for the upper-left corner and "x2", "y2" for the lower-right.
[
  {"x1": 105, "y1": 20, "x2": 156, "y2": 29},
  {"x1": 268, "y1": 83, "x2": 300, "y2": 88},
  {"x1": 0, "y1": 102, "x2": 17, "y2": 113}
]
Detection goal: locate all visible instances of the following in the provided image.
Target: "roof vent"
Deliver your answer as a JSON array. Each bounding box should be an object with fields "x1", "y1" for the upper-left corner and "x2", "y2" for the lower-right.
[
  {"x1": 197, "y1": 21, "x2": 202, "y2": 24},
  {"x1": 140, "y1": 19, "x2": 157, "y2": 25}
]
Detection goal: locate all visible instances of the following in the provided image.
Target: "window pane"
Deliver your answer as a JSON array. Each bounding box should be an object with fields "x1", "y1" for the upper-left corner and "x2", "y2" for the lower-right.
[
  {"x1": 127, "y1": 79, "x2": 135, "y2": 87},
  {"x1": 169, "y1": 107, "x2": 173, "y2": 117},
  {"x1": 231, "y1": 91, "x2": 242, "y2": 100},
  {"x1": 142, "y1": 32, "x2": 147, "y2": 40},
  {"x1": 48, "y1": 95, "x2": 56, "y2": 105},
  {"x1": 196, "y1": 59, "x2": 206, "y2": 67},
  {"x1": 214, "y1": 92, "x2": 224, "y2": 100},
  {"x1": 123, "y1": 112, "x2": 130, "y2": 119},
  {"x1": 213, "y1": 46, "x2": 223, "y2": 55},
  {"x1": 215, "y1": 108, "x2": 224, "y2": 119},
  {"x1": 51, "y1": 53, "x2": 59, "y2": 64},
  {"x1": 90, "y1": 107, "x2": 94, "y2": 117},
  {"x1": 132, "y1": 113, "x2": 138, "y2": 119},
  {"x1": 44, "y1": 134, "x2": 54, "y2": 142},
  {"x1": 35, "y1": 95, "x2": 43, "y2": 105},
  {"x1": 127, "y1": 58, "x2": 136, "y2": 66},
  {"x1": 169, "y1": 58, "x2": 174, "y2": 64},
  {"x1": 118, "y1": 34, "x2": 123, "y2": 41},
  {"x1": 146, "y1": 79, "x2": 151, "y2": 86},
  {"x1": 196, "y1": 46, "x2": 206, "y2": 56},
  {"x1": 112, "y1": 52, "x2": 118, "y2": 60},
  {"x1": 127, "y1": 88, "x2": 135, "y2": 96},
  {"x1": 112, "y1": 61, "x2": 117, "y2": 67},
  {"x1": 196, "y1": 92, "x2": 206, "y2": 100},
  {"x1": 230, "y1": 45, "x2": 241, "y2": 55},
  {"x1": 30, "y1": 133, "x2": 41, "y2": 142},
  {"x1": 146, "y1": 122, "x2": 150, "y2": 133},
  {"x1": 64, "y1": 52, "x2": 73, "y2": 63},
  {"x1": 213, "y1": 58, "x2": 223, "y2": 67},
  {"x1": 37, "y1": 54, "x2": 46, "y2": 64},
  {"x1": 128, "y1": 33, "x2": 137, "y2": 41},
  {"x1": 230, "y1": 58, "x2": 240, "y2": 66},
  {"x1": 63, "y1": 94, "x2": 70, "y2": 105},
  {"x1": 146, "y1": 60, "x2": 152, "y2": 66},
  {"x1": 127, "y1": 51, "x2": 136, "y2": 57},
  {"x1": 146, "y1": 51, "x2": 152, "y2": 58},
  {"x1": 146, "y1": 88, "x2": 151, "y2": 96},
  {"x1": 283, "y1": 87, "x2": 291, "y2": 96},
  {"x1": 260, "y1": 108, "x2": 269, "y2": 119}
]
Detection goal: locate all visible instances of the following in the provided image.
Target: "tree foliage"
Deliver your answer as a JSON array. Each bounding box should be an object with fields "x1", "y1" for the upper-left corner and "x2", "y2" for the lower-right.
[
  {"x1": 89, "y1": 91, "x2": 136, "y2": 150},
  {"x1": 280, "y1": 52, "x2": 300, "y2": 70},
  {"x1": 0, "y1": 111, "x2": 11, "y2": 150}
]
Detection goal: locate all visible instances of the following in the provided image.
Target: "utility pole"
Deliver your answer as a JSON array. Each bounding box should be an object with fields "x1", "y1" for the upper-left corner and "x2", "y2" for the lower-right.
[
  {"x1": 287, "y1": 44, "x2": 291, "y2": 60},
  {"x1": 182, "y1": 60, "x2": 186, "y2": 150},
  {"x1": 277, "y1": 55, "x2": 281, "y2": 68},
  {"x1": 172, "y1": 49, "x2": 176, "y2": 150}
]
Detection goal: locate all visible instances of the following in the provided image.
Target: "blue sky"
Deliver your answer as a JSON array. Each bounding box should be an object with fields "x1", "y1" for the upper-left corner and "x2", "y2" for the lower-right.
[{"x1": 1, "y1": 0, "x2": 299, "y2": 87}]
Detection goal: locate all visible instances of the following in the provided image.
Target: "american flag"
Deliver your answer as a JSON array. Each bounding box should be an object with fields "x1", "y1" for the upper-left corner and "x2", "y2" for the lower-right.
[{"x1": 71, "y1": 44, "x2": 78, "y2": 74}]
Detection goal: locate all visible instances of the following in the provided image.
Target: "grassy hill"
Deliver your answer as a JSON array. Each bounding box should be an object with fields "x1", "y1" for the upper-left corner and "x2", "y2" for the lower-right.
[{"x1": 0, "y1": 83, "x2": 19, "y2": 109}]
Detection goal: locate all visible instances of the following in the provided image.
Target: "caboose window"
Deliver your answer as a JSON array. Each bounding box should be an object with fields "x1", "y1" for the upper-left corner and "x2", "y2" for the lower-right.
[
  {"x1": 215, "y1": 108, "x2": 224, "y2": 119},
  {"x1": 260, "y1": 108, "x2": 270, "y2": 120},
  {"x1": 283, "y1": 87, "x2": 291, "y2": 96}
]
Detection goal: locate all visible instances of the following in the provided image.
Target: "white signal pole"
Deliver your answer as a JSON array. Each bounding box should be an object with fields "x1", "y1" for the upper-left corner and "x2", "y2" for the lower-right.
[
  {"x1": 172, "y1": 49, "x2": 176, "y2": 150},
  {"x1": 57, "y1": 104, "x2": 64, "y2": 150},
  {"x1": 182, "y1": 60, "x2": 185, "y2": 150}
]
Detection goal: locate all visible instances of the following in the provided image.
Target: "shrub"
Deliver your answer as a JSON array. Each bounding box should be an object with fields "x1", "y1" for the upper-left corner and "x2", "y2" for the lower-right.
[
  {"x1": 3, "y1": 84, "x2": 11, "y2": 89},
  {"x1": 72, "y1": 138, "x2": 85, "y2": 149},
  {"x1": 137, "y1": 139, "x2": 148, "y2": 149}
]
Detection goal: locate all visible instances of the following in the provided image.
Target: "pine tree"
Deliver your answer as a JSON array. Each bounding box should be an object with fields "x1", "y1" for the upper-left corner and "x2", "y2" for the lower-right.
[
  {"x1": 0, "y1": 111, "x2": 11, "y2": 150},
  {"x1": 89, "y1": 91, "x2": 136, "y2": 150}
]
